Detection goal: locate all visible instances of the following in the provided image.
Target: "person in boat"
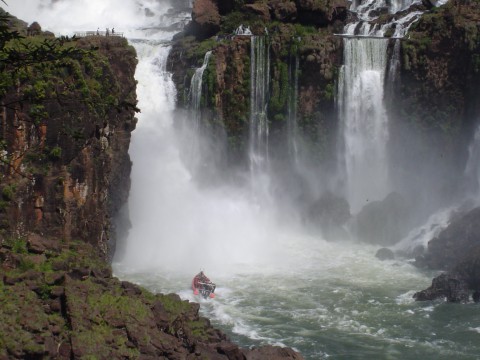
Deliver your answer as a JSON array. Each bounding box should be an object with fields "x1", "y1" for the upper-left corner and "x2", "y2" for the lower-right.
[{"x1": 192, "y1": 271, "x2": 216, "y2": 297}]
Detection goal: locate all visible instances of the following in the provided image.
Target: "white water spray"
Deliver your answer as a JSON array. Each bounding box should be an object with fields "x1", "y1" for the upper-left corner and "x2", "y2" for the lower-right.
[
  {"x1": 287, "y1": 55, "x2": 300, "y2": 164},
  {"x1": 338, "y1": 38, "x2": 390, "y2": 212}
]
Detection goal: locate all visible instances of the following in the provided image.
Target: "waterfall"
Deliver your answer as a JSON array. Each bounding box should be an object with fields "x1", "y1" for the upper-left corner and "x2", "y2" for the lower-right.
[
  {"x1": 287, "y1": 55, "x2": 300, "y2": 164},
  {"x1": 189, "y1": 51, "x2": 212, "y2": 127},
  {"x1": 345, "y1": 0, "x2": 423, "y2": 36},
  {"x1": 235, "y1": 24, "x2": 252, "y2": 36},
  {"x1": 338, "y1": 0, "x2": 426, "y2": 213},
  {"x1": 249, "y1": 36, "x2": 270, "y2": 174},
  {"x1": 338, "y1": 37, "x2": 390, "y2": 212}
]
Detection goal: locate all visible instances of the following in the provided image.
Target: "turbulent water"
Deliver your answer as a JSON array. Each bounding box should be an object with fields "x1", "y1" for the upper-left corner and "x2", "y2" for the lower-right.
[{"x1": 9, "y1": 1, "x2": 480, "y2": 359}]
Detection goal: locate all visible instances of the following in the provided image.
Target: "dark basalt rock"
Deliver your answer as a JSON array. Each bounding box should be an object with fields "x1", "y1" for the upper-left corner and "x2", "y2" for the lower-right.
[
  {"x1": 413, "y1": 273, "x2": 470, "y2": 303},
  {"x1": 306, "y1": 191, "x2": 351, "y2": 237},
  {"x1": 269, "y1": 0, "x2": 298, "y2": 22},
  {"x1": 186, "y1": 0, "x2": 221, "y2": 40},
  {"x1": 419, "y1": 207, "x2": 480, "y2": 271},
  {"x1": 376, "y1": 247, "x2": 395, "y2": 261},
  {"x1": 415, "y1": 207, "x2": 480, "y2": 302},
  {"x1": 351, "y1": 192, "x2": 411, "y2": 246},
  {"x1": 245, "y1": 345, "x2": 305, "y2": 359}
]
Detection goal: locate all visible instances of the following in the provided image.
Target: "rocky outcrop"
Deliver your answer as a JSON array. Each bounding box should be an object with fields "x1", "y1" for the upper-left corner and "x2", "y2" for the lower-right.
[
  {"x1": 269, "y1": 0, "x2": 298, "y2": 22},
  {"x1": 376, "y1": 248, "x2": 395, "y2": 261},
  {"x1": 295, "y1": 0, "x2": 348, "y2": 26},
  {"x1": 306, "y1": 191, "x2": 350, "y2": 237},
  {"x1": 0, "y1": 234, "x2": 304, "y2": 359},
  {"x1": 414, "y1": 273, "x2": 471, "y2": 302},
  {"x1": 416, "y1": 207, "x2": 480, "y2": 271},
  {"x1": 187, "y1": 0, "x2": 221, "y2": 40},
  {"x1": 414, "y1": 207, "x2": 480, "y2": 302},
  {"x1": 351, "y1": 192, "x2": 411, "y2": 246},
  {"x1": 168, "y1": 1, "x2": 343, "y2": 166},
  {"x1": 0, "y1": 32, "x2": 137, "y2": 259},
  {"x1": 391, "y1": 0, "x2": 480, "y2": 204}
]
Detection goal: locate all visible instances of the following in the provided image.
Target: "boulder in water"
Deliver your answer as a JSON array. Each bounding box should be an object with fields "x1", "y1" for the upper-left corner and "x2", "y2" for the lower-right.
[
  {"x1": 413, "y1": 273, "x2": 470, "y2": 303},
  {"x1": 375, "y1": 247, "x2": 395, "y2": 261},
  {"x1": 351, "y1": 192, "x2": 410, "y2": 246},
  {"x1": 306, "y1": 191, "x2": 351, "y2": 238},
  {"x1": 420, "y1": 207, "x2": 480, "y2": 271}
]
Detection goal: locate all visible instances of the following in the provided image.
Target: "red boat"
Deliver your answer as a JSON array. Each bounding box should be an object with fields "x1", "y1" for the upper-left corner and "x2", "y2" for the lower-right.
[{"x1": 192, "y1": 271, "x2": 216, "y2": 299}]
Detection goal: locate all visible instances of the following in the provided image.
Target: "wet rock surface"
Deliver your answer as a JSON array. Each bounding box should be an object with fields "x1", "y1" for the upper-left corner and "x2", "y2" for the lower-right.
[
  {"x1": 0, "y1": 235, "x2": 304, "y2": 359},
  {"x1": 414, "y1": 207, "x2": 480, "y2": 302}
]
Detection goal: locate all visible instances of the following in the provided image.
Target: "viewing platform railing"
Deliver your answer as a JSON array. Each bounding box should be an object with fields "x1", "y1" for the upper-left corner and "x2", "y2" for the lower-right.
[{"x1": 74, "y1": 31, "x2": 124, "y2": 38}]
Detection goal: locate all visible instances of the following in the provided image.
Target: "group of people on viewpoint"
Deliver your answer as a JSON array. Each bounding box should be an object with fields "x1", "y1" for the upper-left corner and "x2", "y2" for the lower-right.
[{"x1": 96, "y1": 27, "x2": 115, "y2": 36}]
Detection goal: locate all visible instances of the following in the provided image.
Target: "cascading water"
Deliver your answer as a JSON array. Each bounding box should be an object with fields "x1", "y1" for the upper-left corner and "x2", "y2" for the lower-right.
[
  {"x1": 185, "y1": 50, "x2": 212, "y2": 170},
  {"x1": 287, "y1": 55, "x2": 300, "y2": 164},
  {"x1": 338, "y1": 37, "x2": 390, "y2": 212},
  {"x1": 338, "y1": 0, "x2": 427, "y2": 213},
  {"x1": 9, "y1": 1, "x2": 480, "y2": 359},
  {"x1": 249, "y1": 35, "x2": 270, "y2": 175},
  {"x1": 189, "y1": 50, "x2": 212, "y2": 125}
]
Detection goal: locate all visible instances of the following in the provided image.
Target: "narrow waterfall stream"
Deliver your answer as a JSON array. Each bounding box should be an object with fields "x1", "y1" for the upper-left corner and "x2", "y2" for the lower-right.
[
  {"x1": 189, "y1": 50, "x2": 213, "y2": 125},
  {"x1": 287, "y1": 55, "x2": 300, "y2": 165},
  {"x1": 249, "y1": 35, "x2": 270, "y2": 174}
]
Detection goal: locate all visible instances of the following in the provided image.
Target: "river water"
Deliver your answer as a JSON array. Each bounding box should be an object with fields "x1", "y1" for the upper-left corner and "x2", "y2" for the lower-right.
[{"x1": 8, "y1": 1, "x2": 480, "y2": 359}]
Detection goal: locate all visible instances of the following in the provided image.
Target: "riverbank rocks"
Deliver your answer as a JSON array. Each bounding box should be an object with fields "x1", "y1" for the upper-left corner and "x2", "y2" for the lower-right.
[
  {"x1": 417, "y1": 207, "x2": 480, "y2": 271},
  {"x1": 0, "y1": 235, "x2": 305, "y2": 358},
  {"x1": 414, "y1": 207, "x2": 480, "y2": 303},
  {"x1": 245, "y1": 345, "x2": 305, "y2": 359}
]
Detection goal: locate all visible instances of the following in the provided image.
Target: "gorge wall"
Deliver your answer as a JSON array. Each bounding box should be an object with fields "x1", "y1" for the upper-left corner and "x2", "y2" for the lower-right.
[
  {"x1": 168, "y1": 0, "x2": 347, "y2": 167},
  {"x1": 0, "y1": 11, "x2": 304, "y2": 359},
  {"x1": 0, "y1": 16, "x2": 138, "y2": 259},
  {"x1": 168, "y1": 0, "x2": 479, "y2": 176},
  {"x1": 168, "y1": 0, "x2": 480, "y2": 302}
]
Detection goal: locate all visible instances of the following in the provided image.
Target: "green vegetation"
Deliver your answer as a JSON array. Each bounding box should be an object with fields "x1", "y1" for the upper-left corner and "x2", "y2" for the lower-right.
[
  {"x1": 1, "y1": 184, "x2": 15, "y2": 201},
  {"x1": 269, "y1": 60, "x2": 289, "y2": 117}
]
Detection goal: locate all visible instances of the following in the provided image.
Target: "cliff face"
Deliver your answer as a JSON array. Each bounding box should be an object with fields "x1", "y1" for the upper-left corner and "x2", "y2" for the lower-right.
[
  {"x1": 391, "y1": 0, "x2": 480, "y2": 201},
  {"x1": 168, "y1": 0, "x2": 346, "y2": 166},
  {"x1": 413, "y1": 207, "x2": 480, "y2": 303},
  {"x1": 169, "y1": 0, "x2": 480, "y2": 303},
  {"x1": 0, "y1": 34, "x2": 137, "y2": 259},
  {"x1": 0, "y1": 14, "x2": 305, "y2": 359},
  {"x1": 169, "y1": 0, "x2": 480, "y2": 174}
]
